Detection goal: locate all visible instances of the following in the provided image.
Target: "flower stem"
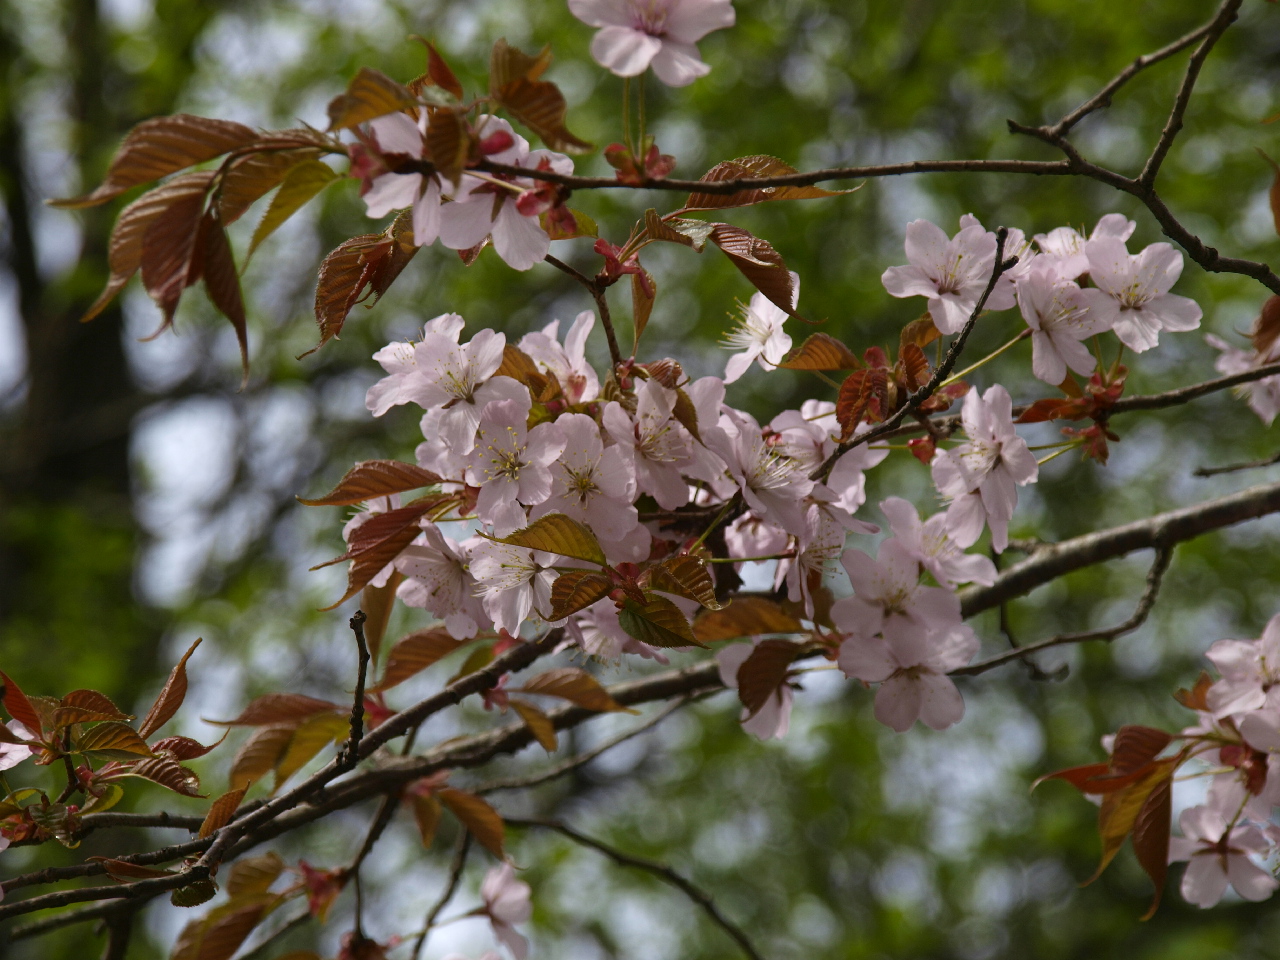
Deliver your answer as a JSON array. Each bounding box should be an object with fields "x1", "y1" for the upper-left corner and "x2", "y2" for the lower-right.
[
  {"x1": 691, "y1": 499, "x2": 736, "y2": 551},
  {"x1": 940, "y1": 328, "x2": 1031, "y2": 387},
  {"x1": 706, "y1": 552, "x2": 795, "y2": 564},
  {"x1": 1037, "y1": 443, "x2": 1080, "y2": 465}
]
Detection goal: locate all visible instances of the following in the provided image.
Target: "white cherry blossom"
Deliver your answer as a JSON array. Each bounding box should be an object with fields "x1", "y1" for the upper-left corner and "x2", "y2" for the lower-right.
[
  {"x1": 707, "y1": 409, "x2": 813, "y2": 533},
  {"x1": 1085, "y1": 238, "x2": 1202, "y2": 352},
  {"x1": 568, "y1": 0, "x2": 736, "y2": 87},
  {"x1": 519, "y1": 311, "x2": 600, "y2": 404},
  {"x1": 1204, "y1": 613, "x2": 1280, "y2": 718},
  {"x1": 1034, "y1": 213, "x2": 1135, "y2": 280},
  {"x1": 464, "y1": 399, "x2": 567, "y2": 536},
  {"x1": 1206, "y1": 334, "x2": 1280, "y2": 426},
  {"x1": 879, "y1": 496, "x2": 996, "y2": 589},
  {"x1": 361, "y1": 111, "x2": 443, "y2": 247},
  {"x1": 529, "y1": 412, "x2": 637, "y2": 540},
  {"x1": 602, "y1": 380, "x2": 694, "y2": 509},
  {"x1": 470, "y1": 542, "x2": 557, "y2": 635},
  {"x1": 831, "y1": 538, "x2": 962, "y2": 646},
  {"x1": 480, "y1": 862, "x2": 532, "y2": 960},
  {"x1": 721, "y1": 278, "x2": 795, "y2": 383},
  {"x1": 394, "y1": 527, "x2": 488, "y2": 639},
  {"x1": 1015, "y1": 266, "x2": 1113, "y2": 384},
  {"x1": 1168, "y1": 805, "x2": 1278, "y2": 908},
  {"x1": 366, "y1": 313, "x2": 465, "y2": 417}
]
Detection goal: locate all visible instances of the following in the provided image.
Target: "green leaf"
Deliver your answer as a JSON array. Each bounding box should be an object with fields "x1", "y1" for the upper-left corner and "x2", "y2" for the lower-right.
[
  {"x1": 493, "y1": 513, "x2": 606, "y2": 566},
  {"x1": 619, "y1": 595, "x2": 704, "y2": 648}
]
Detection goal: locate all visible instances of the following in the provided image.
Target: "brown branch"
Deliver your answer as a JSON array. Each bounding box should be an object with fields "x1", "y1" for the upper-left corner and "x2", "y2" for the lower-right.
[
  {"x1": 1194, "y1": 449, "x2": 1280, "y2": 477},
  {"x1": 1, "y1": 837, "x2": 208, "y2": 896},
  {"x1": 412, "y1": 830, "x2": 472, "y2": 960},
  {"x1": 9, "y1": 902, "x2": 119, "y2": 941},
  {"x1": 507, "y1": 818, "x2": 765, "y2": 960},
  {"x1": 954, "y1": 546, "x2": 1174, "y2": 676},
  {"x1": 342, "y1": 610, "x2": 371, "y2": 770},
  {"x1": 99, "y1": 906, "x2": 134, "y2": 960},
  {"x1": 545, "y1": 254, "x2": 623, "y2": 368}
]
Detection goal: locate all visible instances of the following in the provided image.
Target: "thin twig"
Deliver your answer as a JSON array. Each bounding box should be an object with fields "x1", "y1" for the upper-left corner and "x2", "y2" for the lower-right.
[
  {"x1": 413, "y1": 831, "x2": 472, "y2": 960},
  {"x1": 343, "y1": 610, "x2": 371, "y2": 770},
  {"x1": 1194, "y1": 449, "x2": 1280, "y2": 477},
  {"x1": 9, "y1": 901, "x2": 119, "y2": 941},
  {"x1": 954, "y1": 546, "x2": 1174, "y2": 676},
  {"x1": 545, "y1": 253, "x2": 623, "y2": 368},
  {"x1": 236, "y1": 909, "x2": 312, "y2": 960},
  {"x1": 508, "y1": 818, "x2": 765, "y2": 960},
  {"x1": 99, "y1": 906, "x2": 134, "y2": 960}
]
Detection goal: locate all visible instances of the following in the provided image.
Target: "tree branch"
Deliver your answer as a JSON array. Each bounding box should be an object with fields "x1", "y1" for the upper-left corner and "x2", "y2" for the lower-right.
[
  {"x1": 1194, "y1": 449, "x2": 1280, "y2": 477},
  {"x1": 545, "y1": 254, "x2": 623, "y2": 368},
  {"x1": 412, "y1": 830, "x2": 471, "y2": 960},
  {"x1": 341, "y1": 610, "x2": 370, "y2": 770},
  {"x1": 507, "y1": 818, "x2": 765, "y2": 960}
]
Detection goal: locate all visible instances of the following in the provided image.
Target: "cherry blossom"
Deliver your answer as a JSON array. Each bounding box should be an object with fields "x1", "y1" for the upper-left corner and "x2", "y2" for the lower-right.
[
  {"x1": 1085, "y1": 238, "x2": 1202, "y2": 353},
  {"x1": 724, "y1": 512, "x2": 789, "y2": 568},
  {"x1": 394, "y1": 527, "x2": 488, "y2": 639},
  {"x1": 880, "y1": 217, "x2": 1016, "y2": 335},
  {"x1": 360, "y1": 111, "x2": 442, "y2": 247},
  {"x1": 1204, "y1": 613, "x2": 1280, "y2": 718},
  {"x1": 439, "y1": 118, "x2": 573, "y2": 271},
  {"x1": 1015, "y1": 266, "x2": 1113, "y2": 385},
  {"x1": 480, "y1": 862, "x2": 532, "y2": 959},
  {"x1": 0, "y1": 722, "x2": 34, "y2": 772},
  {"x1": 820, "y1": 441, "x2": 889, "y2": 522},
  {"x1": 519, "y1": 311, "x2": 600, "y2": 404},
  {"x1": 776, "y1": 504, "x2": 845, "y2": 618},
  {"x1": 464, "y1": 399, "x2": 567, "y2": 536},
  {"x1": 931, "y1": 384, "x2": 1038, "y2": 552},
  {"x1": 707, "y1": 409, "x2": 813, "y2": 533},
  {"x1": 529, "y1": 412, "x2": 637, "y2": 540},
  {"x1": 602, "y1": 380, "x2": 694, "y2": 509},
  {"x1": 366, "y1": 313, "x2": 465, "y2": 417},
  {"x1": 567, "y1": 599, "x2": 668, "y2": 662},
  {"x1": 568, "y1": 0, "x2": 736, "y2": 87},
  {"x1": 1168, "y1": 805, "x2": 1278, "y2": 908},
  {"x1": 1206, "y1": 334, "x2": 1280, "y2": 426},
  {"x1": 721, "y1": 278, "x2": 795, "y2": 383},
  {"x1": 1034, "y1": 213, "x2": 1135, "y2": 280},
  {"x1": 470, "y1": 542, "x2": 558, "y2": 635},
  {"x1": 837, "y1": 623, "x2": 979, "y2": 732},
  {"x1": 716, "y1": 640, "x2": 793, "y2": 740},
  {"x1": 831, "y1": 538, "x2": 962, "y2": 646},
  {"x1": 879, "y1": 497, "x2": 996, "y2": 589}
]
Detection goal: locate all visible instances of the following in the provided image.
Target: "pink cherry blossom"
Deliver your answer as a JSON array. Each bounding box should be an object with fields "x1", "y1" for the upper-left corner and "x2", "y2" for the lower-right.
[
  {"x1": 464, "y1": 399, "x2": 567, "y2": 536},
  {"x1": 602, "y1": 380, "x2": 694, "y2": 509},
  {"x1": 394, "y1": 526, "x2": 489, "y2": 639},
  {"x1": 1168, "y1": 805, "x2": 1278, "y2": 908},
  {"x1": 361, "y1": 111, "x2": 443, "y2": 247},
  {"x1": 519, "y1": 311, "x2": 600, "y2": 403},
  {"x1": 721, "y1": 278, "x2": 795, "y2": 383},
  {"x1": 1034, "y1": 213, "x2": 1135, "y2": 279},
  {"x1": 1015, "y1": 265, "x2": 1113, "y2": 385},
  {"x1": 675, "y1": 375, "x2": 731, "y2": 488},
  {"x1": 439, "y1": 117, "x2": 573, "y2": 271},
  {"x1": 1085, "y1": 238, "x2": 1202, "y2": 352},
  {"x1": 724, "y1": 512, "x2": 788, "y2": 569},
  {"x1": 707, "y1": 409, "x2": 813, "y2": 533},
  {"x1": 529, "y1": 412, "x2": 637, "y2": 540},
  {"x1": 819, "y1": 441, "x2": 889, "y2": 523},
  {"x1": 775, "y1": 504, "x2": 845, "y2": 618},
  {"x1": 837, "y1": 623, "x2": 978, "y2": 732},
  {"x1": 0, "y1": 721, "x2": 35, "y2": 772},
  {"x1": 470, "y1": 541, "x2": 557, "y2": 635},
  {"x1": 1206, "y1": 334, "x2": 1280, "y2": 426},
  {"x1": 366, "y1": 313, "x2": 465, "y2": 417},
  {"x1": 716, "y1": 640, "x2": 793, "y2": 740},
  {"x1": 831, "y1": 538, "x2": 962, "y2": 646},
  {"x1": 931, "y1": 384, "x2": 1038, "y2": 552},
  {"x1": 568, "y1": 0, "x2": 736, "y2": 87},
  {"x1": 880, "y1": 217, "x2": 1017, "y2": 335},
  {"x1": 480, "y1": 862, "x2": 532, "y2": 960},
  {"x1": 1204, "y1": 613, "x2": 1280, "y2": 718},
  {"x1": 879, "y1": 497, "x2": 996, "y2": 589}
]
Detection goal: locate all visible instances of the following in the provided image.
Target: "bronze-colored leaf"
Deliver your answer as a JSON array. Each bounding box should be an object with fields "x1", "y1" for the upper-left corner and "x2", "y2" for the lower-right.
[
  {"x1": 170, "y1": 900, "x2": 270, "y2": 960},
  {"x1": 647, "y1": 555, "x2": 723, "y2": 610},
  {"x1": 410, "y1": 793, "x2": 441, "y2": 849},
  {"x1": 446, "y1": 643, "x2": 495, "y2": 686},
  {"x1": 196, "y1": 209, "x2": 250, "y2": 381},
  {"x1": 200, "y1": 787, "x2": 248, "y2": 839},
  {"x1": 735, "y1": 640, "x2": 802, "y2": 717},
  {"x1": 51, "y1": 114, "x2": 257, "y2": 209},
  {"x1": 779, "y1": 333, "x2": 862, "y2": 371},
  {"x1": 226, "y1": 852, "x2": 285, "y2": 899},
  {"x1": 1173, "y1": 671, "x2": 1213, "y2": 713},
  {"x1": 139, "y1": 637, "x2": 203, "y2": 740},
  {"x1": 1252, "y1": 295, "x2": 1280, "y2": 357},
  {"x1": 54, "y1": 689, "x2": 133, "y2": 728},
  {"x1": 311, "y1": 233, "x2": 394, "y2": 350},
  {"x1": 88, "y1": 857, "x2": 176, "y2": 882},
  {"x1": 229, "y1": 724, "x2": 294, "y2": 791},
  {"x1": 836, "y1": 370, "x2": 872, "y2": 440},
  {"x1": 618, "y1": 595, "x2": 703, "y2": 648},
  {"x1": 315, "y1": 495, "x2": 447, "y2": 609},
  {"x1": 171, "y1": 879, "x2": 219, "y2": 908},
  {"x1": 273, "y1": 713, "x2": 349, "y2": 791},
  {"x1": 489, "y1": 39, "x2": 591, "y2": 154},
  {"x1": 76, "y1": 721, "x2": 153, "y2": 760},
  {"x1": 1086, "y1": 761, "x2": 1176, "y2": 886},
  {"x1": 547, "y1": 570, "x2": 613, "y2": 621},
  {"x1": 217, "y1": 147, "x2": 322, "y2": 224},
  {"x1": 1132, "y1": 772, "x2": 1173, "y2": 920},
  {"x1": 632, "y1": 269, "x2": 656, "y2": 350},
  {"x1": 425, "y1": 109, "x2": 470, "y2": 188},
  {"x1": 493, "y1": 344, "x2": 543, "y2": 385},
  {"x1": 493, "y1": 513, "x2": 606, "y2": 566},
  {"x1": 899, "y1": 314, "x2": 940, "y2": 352},
  {"x1": 708, "y1": 223, "x2": 801, "y2": 320},
  {"x1": 0, "y1": 670, "x2": 43, "y2": 735},
  {"x1": 208, "y1": 693, "x2": 342, "y2": 728},
  {"x1": 298, "y1": 460, "x2": 443, "y2": 507},
  {"x1": 685, "y1": 155, "x2": 855, "y2": 211},
  {"x1": 510, "y1": 699, "x2": 558, "y2": 751},
  {"x1": 416, "y1": 38, "x2": 464, "y2": 100},
  {"x1": 369, "y1": 628, "x2": 466, "y2": 693},
  {"x1": 152, "y1": 734, "x2": 225, "y2": 762},
  {"x1": 327, "y1": 67, "x2": 417, "y2": 132},
  {"x1": 139, "y1": 178, "x2": 210, "y2": 334},
  {"x1": 517, "y1": 667, "x2": 633, "y2": 713},
  {"x1": 643, "y1": 209, "x2": 712, "y2": 250},
  {"x1": 438, "y1": 787, "x2": 505, "y2": 858},
  {"x1": 1109, "y1": 726, "x2": 1174, "y2": 777},
  {"x1": 361, "y1": 569, "x2": 403, "y2": 665},
  {"x1": 246, "y1": 159, "x2": 339, "y2": 263},
  {"x1": 692, "y1": 597, "x2": 802, "y2": 643},
  {"x1": 900, "y1": 342, "x2": 930, "y2": 391},
  {"x1": 124, "y1": 756, "x2": 203, "y2": 797}
]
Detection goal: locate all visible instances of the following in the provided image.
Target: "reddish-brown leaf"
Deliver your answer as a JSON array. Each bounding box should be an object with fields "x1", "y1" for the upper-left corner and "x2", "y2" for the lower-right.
[
  {"x1": 836, "y1": 370, "x2": 872, "y2": 440},
  {"x1": 708, "y1": 223, "x2": 800, "y2": 320},
  {"x1": 297, "y1": 460, "x2": 443, "y2": 507},
  {"x1": 1110, "y1": 726, "x2": 1174, "y2": 777},
  {"x1": 899, "y1": 315, "x2": 941, "y2": 352},
  {"x1": 139, "y1": 180, "x2": 209, "y2": 335},
  {"x1": 1252, "y1": 296, "x2": 1280, "y2": 357},
  {"x1": 438, "y1": 787, "x2": 505, "y2": 858},
  {"x1": 208, "y1": 693, "x2": 342, "y2": 728},
  {"x1": 171, "y1": 899, "x2": 270, "y2": 960},
  {"x1": 1133, "y1": 771, "x2": 1173, "y2": 920},
  {"x1": 1174, "y1": 671, "x2": 1214, "y2": 712},
  {"x1": 735, "y1": 640, "x2": 802, "y2": 717},
  {"x1": 900, "y1": 343, "x2": 930, "y2": 391},
  {"x1": 409, "y1": 793, "x2": 441, "y2": 849},
  {"x1": 0, "y1": 671, "x2": 43, "y2": 735},
  {"x1": 369, "y1": 628, "x2": 467, "y2": 693},
  {"x1": 779, "y1": 333, "x2": 862, "y2": 371},
  {"x1": 425, "y1": 109, "x2": 470, "y2": 187},
  {"x1": 1033, "y1": 762, "x2": 1111, "y2": 794},
  {"x1": 1016, "y1": 398, "x2": 1079, "y2": 423},
  {"x1": 511, "y1": 699, "x2": 558, "y2": 752},
  {"x1": 1087, "y1": 762, "x2": 1176, "y2": 886},
  {"x1": 54, "y1": 689, "x2": 133, "y2": 727},
  {"x1": 632, "y1": 269, "x2": 656, "y2": 349},
  {"x1": 138, "y1": 637, "x2": 202, "y2": 740},
  {"x1": 51, "y1": 114, "x2": 257, "y2": 209},
  {"x1": 517, "y1": 667, "x2": 633, "y2": 713},
  {"x1": 421, "y1": 39, "x2": 464, "y2": 99},
  {"x1": 88, "y1": 857, "x2": 177, "y2": 882},
  {"x1": 310, "y1": 233, "x2": 394, "y2": 350},
  {"x1": 77, "y1": 722, "x2": 153, "y2": 760},
  {"x1": 152, "y1": 734, "x2": 225, "y2": 762},
  {"x1": 647, "y1": 555, "x2": 723, "y2": 610},
  {"x1": 229, "y1": 724, "x2": 295, "y2": 791},
  {"x1": 199, "y1": 787, "x2": 248, "y2": 838},
  {"x1": 227, "y1": 852, "x2": 285, "y2": 899},
  {"x1": 361, "y1": 569, "x2": 404, "y2": 665},
  {"x1": 314, "y1": 496, "x2": 445, "y2": 609},
  {"x1": 123, "y1": 755, "x2": 203, "y2": 797},
  {"x1": 489, "y1": 39, "x2": 591, "y2": 154},
  {"x1": 618, "y1": 595, "x2": 703, "y2": 648},
  {"x1": 327, "y1": 67, "x2": 417, "y2": 132},
  {"x1": 494, "y1": 513, "x2": 606, "y2": 566},
  {"x1": 693, "y1": 598, "x2": 803, "y2": 643},
  {"x1": 685, "y1": 155, "x2": 853, "y2": 210},
  {"x1": 273, "y1": 712, "x2": 349, "y2": 790},
  {"x1": 217, "y1": 146, "x2": 322, "y2": 224},
  {"x1": 197, "y1": 209, "x2": 250, "y2": 380},
  {"x1": 547, "y1": 570, "x2": 613, "y2": 621}
]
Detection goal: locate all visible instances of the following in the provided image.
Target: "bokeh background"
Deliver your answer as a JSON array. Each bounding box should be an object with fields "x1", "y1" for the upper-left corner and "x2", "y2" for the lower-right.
[{"x1": 4, "y1": 0, "x2": 1280, "y2": 957}]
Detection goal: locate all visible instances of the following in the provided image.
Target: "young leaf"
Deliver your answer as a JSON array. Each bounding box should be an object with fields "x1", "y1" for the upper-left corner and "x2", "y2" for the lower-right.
[
  {"x1": 643, "y1": 209, "x2": 711, "y2": 251},
  {"x1": 409, "y1": 793, "x2": 441, "y2": 849},
  {"x1": 416, "y1": 38, "x2": 465, "y2": 99},
  {"x1": 0, "y1": 670, "x2": 43, "y2": 735},
  {"x1": 1032, "y1": 761, "x2": 1111, "y2": 794},
  {"x1": 171, "y1": 880, "x2": 220, "y2": 908},
  {"x1": 1087, "y1": 762, "x2": 1176, "y2": 885},
  {"x1": 197, "y1": 209, "x2": 250, "y2": 380},
  {"x1": 647, "y1": 555, "x2": 723, "y2": 610},
  {"x1": 426, "y1": 109, "x2": 471, "y2": 188},
  {"x1": 124, "y1": 756, "x2": 203, "y2": 797},
  {"x1": 447, "y1": 643, "x2": 495, "y2": 686},
  {"x1": 735, "y1": 640, "x2": 802, "y2": 717},
  {"x1": 1132, "y1": 772, "x2": 1173, "y2": 920},
  {"x1": 273, "y1": 713, "x2": 349, "y2": 790},
  {"x1": 297, "y1": 460, "x2": 442, "y2": 507},
  {"x1": 88, "y1": 857, "x2": 177, "y2": 882},
  {"x1": 369, "y1": 628, "x2": 467, "y2": 693},
  {"x1": 489, "y1": 39, "x2": 592, "y2": 154},
  {"x1": 511, "y1": 699, "x2": 558, "y2": 752},
  {"x1": 315, "y1": 495, "x2": 447, "y2": 609},
  {"x1": 1109, "y1": 726, "x2": 1174, "y2": 777},
  {"x1": 76, "y1": 721, "x2": 153, "y2": 761},
  {"x1": 327, "y1": 67, "x2": 417, "y2": 132},
  {"x1": 360, "y1": 569, "x2": 404, "y2": 665},
  {"x1": 632, "y1": 269, "x2": 656, "y2": 349},
  {"x1": 209, "y1": 693, "x2": 343, "y2": 727},
  {"x1": 152, "y1": 734, "x2": 225, "y2": 762},
  {"x1": 619, "y1": 595, "x2": 703, "y2": 648},
  {"x1": 170, "y1": 900, "x2": 270, "y2": 960},
  {"x1": 1173, "y1": 671, "x2": 1213, "y2": 712},
  {"x1": 899, "y1": 343, "x2": 931, "y2": 391},
  {"x1": 200, "y1": 787, "x2": 248, "y2": 838},
  {"x1": 246, "y1": 159, "x2": 339, "y2": 263},
  {"x1": 779, "y1": 333, "x2": 862, "y2": 371},
  {"x1": 899, "y1": 315, "x2": 940, "y2": 352},
  {"x1": 139, "y1": 179, "x2": 209, "y2": 334},
  {"x1": 229, "y1": 724, "x2": 295, "y2": 791},
  {"x1": 708, "y1": 223, "x2": 801, "y2": 320},
  {"x1": 493, "y1": 513, "x2": 606, "y2": 566},
  {"x1": 217, "y1": 147, "x2": 321, "y2": 224},
  {"x1": 438, "y1": 787, "x2": 505, "y2": 858},
  {"x1": 836, "y1": 369, "x2": 873, "y2": 440},
  {"x1": 692, "y1": 597, "x2": 802, "y2": 643},
  {"x1": 51, "y1": 114, "x2": 257, "y2": 209},
  {"x1": 226, "y1": 851, "x2": 285, "y2": 899},
  {"x1": 547, "y1": 570, "x2": 613, "y2": 621},
  {"x1": 311, "y1": 233, "x2": 394, "y2": 349},
  {"x1": 685, "y1": 155, "x2": 854, "y2": 211},
  {"x1": 138, "y1": 637, "x2": 203, "y2": 740},
  {"x1": 516, "y1": 667, "x2": 634, "y2": 713},
  {"x1": 54, "y1": 689, "x2": 133, "y2": 727}
]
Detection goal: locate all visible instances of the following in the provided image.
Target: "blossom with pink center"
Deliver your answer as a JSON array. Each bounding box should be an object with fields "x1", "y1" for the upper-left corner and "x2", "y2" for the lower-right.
[
  {"x1": 775, "y1": 504, "x2": 845, "y2": 618},
  {"x1": 567, "y1": 599, "x2": 668, "y2": 662},
  {"x1": 394, "y1": 527, "x2": 489, "y2": 639},
  {"x1": 769, "y1": 399, "x2": 834, "y2": 474},
  {"x1": 518, "y1": 311, "x2": 599, "y2": 404},
  {"x1": 880, "y1": 217, "x2": 1017, "y2": 335},
  {"x1": 1015, "y1": 265, "x2": 1113, "y2": 385},
  {"x1": 879, "y1": 497, "x2": 996, "y2": 589},
  {"x1": 831, "y1": 538, "x2": 962, "y2": 646},
  {"x1": 721, "y1": 278, "x2": 795, "y2": 383},
  {"x1": 366, "y1": 313, "x2": 465, "y2": 417},
  {"x1": 602, "y1": 380, "x2": 694, "y2": 509},
  {"x1": 716, "y1": 640, "x2": 793, "y2": 740},
  {"x1": 438, "y1": 117, "x2": 573, "y2": 271},
  {"x1": 1206, "y1": 334, "x2": 1280, "y2": 426},
  {"x1": 1084, "y1": 238, "x2": 1202, "y2": 352},
  {"x1": 1204, "y1": 613, "x2": 1280, "y2": 718},
  {"x1": 1168, "y1": 805, "x2": 1278, "y2": 908},
  {"x1": 470, "y1": 542, "x2": 557, "y2": 635},
  {"x1": 838, "y1": 623, "x2": 978, "y2": 732},
  {"x1": 568, "y1": 0, "x2": 736, "y2": 87},
  {"x1": 360, "y1": 111, "x2": 443, "y2": 247},
  {"x1": 931, "y1": 384, "x2": 1038, "y2": 552},
  {"x1": 529, "y1": 413, "x2": 637, "y2": 540},
  {"x1": 480, "y1": 862, "x2": 532, "y2": 960},
  {"x1": 706, "y1": 409, "x2": 813, "y2": 533},
  {"x1": 1034, "y1": 213, "x2": 1135, "y2": 280},
  {"x1": 464, "y1": 399, "x2": 567, "y2": 536}
]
